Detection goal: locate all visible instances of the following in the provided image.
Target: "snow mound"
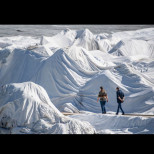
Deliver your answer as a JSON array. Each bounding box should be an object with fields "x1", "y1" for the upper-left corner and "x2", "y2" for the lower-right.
[
  {"x1": 65, "y1": 46, "x2": 111, "y2": 71},
  {"x1": 0, "y1": 82, "x2": 62, "y2": 127},
  {"x1": 73, "y1": 29, "x2": 99, "y2": 51},
  {"x1": 40, "y1": 28, "x2": 77, "y2": 48},
  {"x1": 95, "y1": 34, "x2": 112, "y2": 52},
  {"x1": 109, "y1": 39, "x2": 154, "y2": 58},
  {"x1": 0, "y1": 82, "x2": 96, "y2": 134}
]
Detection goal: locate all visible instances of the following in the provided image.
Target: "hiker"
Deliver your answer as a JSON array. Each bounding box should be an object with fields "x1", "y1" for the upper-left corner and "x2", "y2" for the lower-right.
[
  {"x1": 116, "y1": 87, "x2": 125, "y2": 115},
  {"x1": 97, "y1": 86, "x2": 108, "y2": 114}
]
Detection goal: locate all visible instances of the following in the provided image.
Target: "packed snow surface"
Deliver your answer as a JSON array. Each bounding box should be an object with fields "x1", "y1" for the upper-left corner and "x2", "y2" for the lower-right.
[{"x1": 0, "y1": 27, "x2": 154, "y2": 134}]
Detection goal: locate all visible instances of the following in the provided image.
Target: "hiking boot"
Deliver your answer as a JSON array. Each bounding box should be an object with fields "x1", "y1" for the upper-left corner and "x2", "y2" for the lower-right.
[
  {"x1": 122, "y1": 113, "x2": 125, "y2": 115},
  {"x1": 116, "y1": 113, "x2": 118, "y2": 115}
]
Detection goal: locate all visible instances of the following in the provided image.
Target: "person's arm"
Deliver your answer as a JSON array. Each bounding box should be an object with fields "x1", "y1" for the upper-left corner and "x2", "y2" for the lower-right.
[
  {"x1": 118, "y1": 92, "x2": 124, "y2": 102},
  {"x1": 97, "y1": 93, "x2": 100, "y2": 102},
  {"x1": 106, "y1": 94, "x2": 108, "y2": 102},
  {"x1": 118, "y1": 96, "x2": 122, "y2": 101},
  {"x1": 97, "y1": 97, "x2": 100, "y2": 102}
]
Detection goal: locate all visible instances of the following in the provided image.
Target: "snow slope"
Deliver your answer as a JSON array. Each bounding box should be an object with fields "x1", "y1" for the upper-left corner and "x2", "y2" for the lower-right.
[
  {"x1": 1, "y1": 27, "x2": 154, "y2": 134},
  {"x1": 0, "y1": 82, "x2": 96, "y2": 134}
]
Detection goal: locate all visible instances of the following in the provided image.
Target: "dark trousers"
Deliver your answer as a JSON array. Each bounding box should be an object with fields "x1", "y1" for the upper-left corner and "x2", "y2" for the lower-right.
[
  {"x1": 100, "y1": 101, "x2": 106, "y2": 113},
  {"x1": 116, "y1": 102, "x2": 124, "y2": 114}
]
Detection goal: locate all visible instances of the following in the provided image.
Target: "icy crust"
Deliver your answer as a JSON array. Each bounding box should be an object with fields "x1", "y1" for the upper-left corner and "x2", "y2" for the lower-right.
[{"x1": 0, "y1": 82, "x2": 96, "y2": 134}]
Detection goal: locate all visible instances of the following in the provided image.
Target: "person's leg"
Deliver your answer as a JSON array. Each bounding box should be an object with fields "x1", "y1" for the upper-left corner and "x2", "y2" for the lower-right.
[
  {"x1": 102, "y1": 101, "x2": 106, "y2": 113},
  {"x1": 119, "y1": 103, "x2": 124, "y2": 114},
  {"x1": 102, "y1": 101, "x2": 105, "y2": 113},
  {"x1": 116, "y1": 103, "x2": 120, "y2": 114},
  {"x1": 100, "y1": 101, "x2": 106, "y2": 114},
  {"x1": 100, "y1": 101, "x2": 104, "y2": 113}
]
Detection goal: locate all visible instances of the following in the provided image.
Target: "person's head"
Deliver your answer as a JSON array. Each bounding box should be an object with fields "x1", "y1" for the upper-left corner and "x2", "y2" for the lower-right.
[
  {"x1": 100, "y1": 86, "x2": 103, "y2": 91},
  {"x1": 116, "y1": 87, "x2": 119, "y2": 91}
]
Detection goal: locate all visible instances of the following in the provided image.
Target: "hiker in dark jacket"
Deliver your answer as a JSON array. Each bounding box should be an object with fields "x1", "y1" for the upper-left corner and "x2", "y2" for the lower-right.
[
  {"x1": 97, "y1": 86, "x2": 108, "y2": 114},
  {"x1": 116, "y1": 87, "x2": 125, "y2": 115}
]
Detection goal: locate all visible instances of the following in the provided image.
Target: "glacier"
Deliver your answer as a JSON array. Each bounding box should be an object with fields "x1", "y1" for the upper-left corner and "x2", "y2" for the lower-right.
[{"x1": 0, "y1": 26, "x2": 154, "y2": 134}]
